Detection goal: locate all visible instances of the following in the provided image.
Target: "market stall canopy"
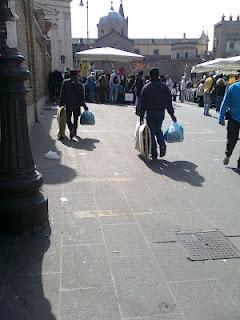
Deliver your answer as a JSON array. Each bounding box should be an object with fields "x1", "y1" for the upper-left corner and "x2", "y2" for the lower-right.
[
  {"x1": 191, "y1": 56, "x2": 240, "y2": 73},
  {"x1": 75, "y1": 47, "x2": 145, "y2": 62}
]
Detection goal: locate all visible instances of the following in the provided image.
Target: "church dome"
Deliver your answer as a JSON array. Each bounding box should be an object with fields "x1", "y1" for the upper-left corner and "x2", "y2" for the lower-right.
[
  {"x1": 97, "y1": 2, "x2": 128, "y2": 39},
  {"x1": 99, "y1": 10, "x2": 125, "y2": 27}
]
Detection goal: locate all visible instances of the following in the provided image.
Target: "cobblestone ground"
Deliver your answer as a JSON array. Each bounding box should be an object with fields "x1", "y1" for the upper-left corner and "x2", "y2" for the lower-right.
[{"x1": 0, "y1": 101, "x2": 240, "y2": 320}]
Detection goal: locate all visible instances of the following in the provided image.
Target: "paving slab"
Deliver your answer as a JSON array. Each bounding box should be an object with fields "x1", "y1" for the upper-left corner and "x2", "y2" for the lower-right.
[
  {"x1": 60, "y1": 287, "x2": 121, "y2": 320},
  {"x1": 61, "y1": 244, "x2": 112, "y2": 289},
  {"x1": 102, "y1": 223, "x2": 149, "y2": 257}
]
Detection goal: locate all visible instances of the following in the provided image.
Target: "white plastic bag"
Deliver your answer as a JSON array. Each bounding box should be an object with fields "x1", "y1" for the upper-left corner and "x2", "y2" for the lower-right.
[{"x1": 44, "y1": 151, "x2": 61, "y2": 160}]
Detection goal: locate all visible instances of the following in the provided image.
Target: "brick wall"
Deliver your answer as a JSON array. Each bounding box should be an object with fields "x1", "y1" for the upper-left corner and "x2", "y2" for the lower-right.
[{"x1": 15, "y1": 0, "x2": 51, "y2": 128}]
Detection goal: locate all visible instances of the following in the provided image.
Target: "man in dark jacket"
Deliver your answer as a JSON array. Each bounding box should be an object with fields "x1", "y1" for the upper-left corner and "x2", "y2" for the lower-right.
[
  {"x1": 59, "y1": 70, "x2": 88, "y2": 140},
  {"x1": 140, "y1": 67, "x2": 177, "y2": 160},
  {"x1": 133, "y1": 71, "x2": 144, "y2": 115}
]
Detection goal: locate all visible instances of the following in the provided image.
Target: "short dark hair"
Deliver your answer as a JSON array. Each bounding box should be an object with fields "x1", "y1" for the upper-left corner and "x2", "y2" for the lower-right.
[
  {"x1": 70, "y1": 70, "x2": 77, "y2": 77},
  {"x1": 150, "y1": 67, "x2": 159, "y2": 80},
  {"x1": 138, "y1": 71, "x2": 144, "y2": 76}
]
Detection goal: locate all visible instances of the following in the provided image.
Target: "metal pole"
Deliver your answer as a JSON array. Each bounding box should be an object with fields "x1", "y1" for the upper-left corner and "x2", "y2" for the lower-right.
[
  {"x1": 86, "y1": 0, "x2": 89, "y2": 47},
  {"x1": 0, "y1": 0, "x2": 48, "y2": 232}
]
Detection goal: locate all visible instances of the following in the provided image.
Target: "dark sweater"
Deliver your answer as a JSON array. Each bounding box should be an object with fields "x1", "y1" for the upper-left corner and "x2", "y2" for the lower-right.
[
  {"x1": 60, "y1": 79, "x2": 86, "y2": 109},
  {"x1": 140, "y1": 79, "x2": 174, "y2": 120}
]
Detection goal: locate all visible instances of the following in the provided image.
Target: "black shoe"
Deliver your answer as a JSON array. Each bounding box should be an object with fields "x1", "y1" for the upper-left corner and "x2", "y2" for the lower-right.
[
  {"x1": 160, "y1": 147, "x2": 166, "y2": 158},
  {"x1": 57, "y1": 136, "x2": 64, "y2": 141}
]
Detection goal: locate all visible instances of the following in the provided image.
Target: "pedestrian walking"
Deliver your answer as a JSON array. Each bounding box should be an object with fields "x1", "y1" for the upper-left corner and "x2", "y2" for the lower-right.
[
  {"x1": 166, "y1": 75, "x2": 174, "y2": 92},
  {"x1": 171, "y1": 82, "x2": 177, "y2": 102},
  {"x1": 203, "y1": 72, "x2": 214, "y2": 116},
  {"x1": 140, "y1": 67, "x2": 177, "y2": 160},
  {"x1": 219, "y1": 72, "x2": 240, "y2": 170},
  {"x1": 109, "y1": 70, "x2": 120, "y2": 104},
  {"x1": 179, "y1": 76, "x2": 187, "y2": 102},
  {"x1": 98, "y1": 74, "x2": 108, "y2": 103},
  {"x1": 132, "y1": 71, "x2": 144, "y2": 115},
  {"x1": 59, "y1": 70, "x2": 88, "y2": 140},
  {"x1": 86, "y1": 71, "x2": 97, "y2": 103},
  {"x1": 215, "y1": 76, "x2": 226, "y2": 112},
  {"x1": 197, "y1": 80, "x2": 204, "y2": 107}
]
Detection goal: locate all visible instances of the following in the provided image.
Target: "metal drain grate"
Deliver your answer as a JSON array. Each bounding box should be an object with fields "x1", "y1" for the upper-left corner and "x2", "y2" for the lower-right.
[{"x1": 176, "y1": 230, "x2": 240, "y2": 261}]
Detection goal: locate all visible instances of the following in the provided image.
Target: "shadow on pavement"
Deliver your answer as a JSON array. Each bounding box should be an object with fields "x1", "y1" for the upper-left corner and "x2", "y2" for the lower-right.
[
  {"x1": 228, "y1": 167, "x2": 240, "y2": 175},
  {"x1": 0, "y1": 226, "x2": 57, "y2": 320},
  {"x1": 140, "y1": 157, "x2": 205, "y2": 187},
  {"x1": 30, "y1": 106, "x2": 77, "y2": 185},
  {"x1": 61, "y1": 137, "x2": 100, "y2": 151}
]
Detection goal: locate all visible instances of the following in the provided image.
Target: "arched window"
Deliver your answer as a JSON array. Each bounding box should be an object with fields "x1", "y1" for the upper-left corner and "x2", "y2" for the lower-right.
[
  {"x1": 176, "y1": 52, "x2": 180, "y2": 59},
  {"x1": 229, "y1": 42, "x2": 234, "y2": 50},
  {"x1": 153, "y1": 49, "x2": 159, "y2": 55},
  {"x1": 101, "y1": 29, "x2": 104, "y2": 37},
  {"x1": 185, "y1": 52, "x2": 189, "y2": 59}
]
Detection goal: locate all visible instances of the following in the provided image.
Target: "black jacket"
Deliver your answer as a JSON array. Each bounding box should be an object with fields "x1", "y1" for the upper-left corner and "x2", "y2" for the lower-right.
[
  {"x1": 134, "y1": 76, "x2": 144, "y2": 96},
  {"x1": 60, "y1": 79, "x2": 86, "y2": 109},
  {"x1": 140, "y1": 79, "x2": 174, "y2": 120}
]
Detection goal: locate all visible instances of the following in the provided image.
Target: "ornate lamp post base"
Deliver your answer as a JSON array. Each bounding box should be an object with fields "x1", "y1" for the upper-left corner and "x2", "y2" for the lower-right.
[
  {"x1": 0, "y1": 189, "x2": 48, "y2": 233},
  {"x1": 0, "y1": 3, "x2": 49, "y2": 233}
]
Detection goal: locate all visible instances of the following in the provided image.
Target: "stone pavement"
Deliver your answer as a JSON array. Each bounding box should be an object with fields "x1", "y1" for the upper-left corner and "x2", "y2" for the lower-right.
[{"x1": 0, "y1": 101, "x2": 240, "y2": 320}]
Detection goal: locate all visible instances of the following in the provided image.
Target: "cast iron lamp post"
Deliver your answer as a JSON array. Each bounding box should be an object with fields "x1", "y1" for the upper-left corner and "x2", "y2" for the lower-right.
[
  {"x1": 0, "y1": 0, "x2": 48, "y2": 232},
  {"x1": 79, "y1": 0, "x2": 89, "y2": 47}
]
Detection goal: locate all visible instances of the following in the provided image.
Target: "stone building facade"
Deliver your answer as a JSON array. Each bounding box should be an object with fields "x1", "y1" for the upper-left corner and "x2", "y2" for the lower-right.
[
  {"x1": 73, "y1": 1, "x2": 209, "y2": 80},
  {"x1": 12, "y1": 0, "x2": 51, "y2": 131},
  {"x1": 213, "y1": 15, "x2": 240, "y2": 58},
  {"x1": 34, "y1": 0, "x2": 73, "y2": 71}
]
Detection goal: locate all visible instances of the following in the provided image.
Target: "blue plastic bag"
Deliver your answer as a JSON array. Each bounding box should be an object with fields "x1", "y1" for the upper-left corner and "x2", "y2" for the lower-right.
[
  {"x1": 164, "y1": 122, "x2": 184, "y2": 143},
  {"x1": 80, "y1": 110, "x2": 95, "y2": 125}
]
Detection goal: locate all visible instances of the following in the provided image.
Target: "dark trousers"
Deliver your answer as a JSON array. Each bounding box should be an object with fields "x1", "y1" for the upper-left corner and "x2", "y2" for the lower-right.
[
  {"x1": 66, "y1": 106, "x2": 79, "y2": 134},
  {"x1": 226, "y1": 118, "x2": 240, "y2": 164},
  {"x1": 146, "y1": 111, "x2": 165, "y2": 158},
  {"x1": 198, "y1": 95, "x2": 204, "y2": 108}
]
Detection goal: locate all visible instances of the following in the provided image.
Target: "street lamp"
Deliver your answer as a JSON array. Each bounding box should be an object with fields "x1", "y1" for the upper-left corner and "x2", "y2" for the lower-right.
[
  {"x1": 79, "y1": 0, "x2": 89, "y2": 47},
  {"x1": 0, "y1": 0, "x2": 48, "y2": 232}
]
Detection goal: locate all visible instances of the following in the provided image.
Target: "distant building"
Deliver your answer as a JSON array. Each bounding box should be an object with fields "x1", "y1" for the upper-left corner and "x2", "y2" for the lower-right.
[
  {"x1": 34, "y1": 0, "x2": 73, "y2": 71},
  {"x1": 213, "y1": 15, "x2": 240, "y2": 58},
  {"x1": 73, "y1": 1, "x2": 209, "y2": 79}
]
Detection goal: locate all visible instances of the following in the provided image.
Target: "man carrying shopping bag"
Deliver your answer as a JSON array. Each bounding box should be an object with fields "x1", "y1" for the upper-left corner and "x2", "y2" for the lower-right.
[
  {"x1": 140, "y1": 67, "x2": 177, "y2": 160},
  {"x1": 59, "y1": 70, "x2": 88, "y2": 140}
]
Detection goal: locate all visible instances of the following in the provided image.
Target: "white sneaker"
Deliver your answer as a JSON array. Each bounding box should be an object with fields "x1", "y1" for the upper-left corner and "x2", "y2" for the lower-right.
[{"x1": 223, "y1": 156, "x2": 230, "y2": 165}]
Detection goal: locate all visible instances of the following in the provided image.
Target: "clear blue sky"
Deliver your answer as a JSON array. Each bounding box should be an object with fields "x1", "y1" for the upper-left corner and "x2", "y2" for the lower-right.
[{"x1": 71, "y1": 0, "x2": 240, "y2": 49}]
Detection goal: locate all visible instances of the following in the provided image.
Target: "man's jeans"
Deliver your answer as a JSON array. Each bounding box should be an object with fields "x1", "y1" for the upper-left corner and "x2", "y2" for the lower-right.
[
  {"x1": 226, "y1": 118, "x2": 240, "y2": 165},
  {"x1": 203, "y1": 93, "x2": 212, "y2": 115},
  {"x1": 216, "y1": 95, "x2": 224, "y2": 112},
  {"x1": 146, "y1": 111, "x2": 165, "y2": 158},
  {"x1": 180, "y1": 90, "x2": 186, "y2": 102},
  {"x1": 110, "y1": 84, "x2": 119, "y2": 103}
]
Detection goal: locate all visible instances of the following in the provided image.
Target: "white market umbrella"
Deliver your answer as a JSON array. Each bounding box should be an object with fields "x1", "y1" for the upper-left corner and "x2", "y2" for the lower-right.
[
  {"x1": 75, "y1": 47, "x2": 144, "y2": 62},
  {"x1": 192, "y1": 56, "x2": 240, "y2": 73},
  {"x1": 191, "y1": 58, "x2": 227, "y2": 73}
]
